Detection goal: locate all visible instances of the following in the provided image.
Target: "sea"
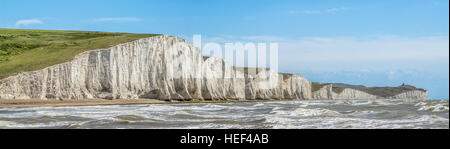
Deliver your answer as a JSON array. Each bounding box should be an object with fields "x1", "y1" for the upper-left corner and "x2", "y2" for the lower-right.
[{"x1": 0, "y1": 99, "x2": 448, "y2": 129}]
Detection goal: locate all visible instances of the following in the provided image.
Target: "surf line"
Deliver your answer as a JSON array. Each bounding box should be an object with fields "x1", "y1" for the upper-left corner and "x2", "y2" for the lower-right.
[{"x1": 180, "y1": 133, "x2": 214, "y2": 146}]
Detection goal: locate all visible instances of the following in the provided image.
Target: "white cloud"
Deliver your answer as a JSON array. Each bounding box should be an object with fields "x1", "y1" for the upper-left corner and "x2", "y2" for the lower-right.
[
  {"x1": 190, "y1": 34, "x2": 449, "y2": 62},
  {"x1": 15, "y1": 19, "x2": 43, "y2": 27},
  {"x1": 277, "y1": 35, "x2": 449, "y2": 72},
  {"x1": 198, "y1": 34, "x2": 449, "y2": 72},
  {"x1": 279, "y1": 36, "x2": 449, "y2": 62},
  {"x1": 289, "y1": 7, "x2": 347, "y2": 15},
  {"x1": 94, "y1": 17, "x2": 141, "y2": 22}
]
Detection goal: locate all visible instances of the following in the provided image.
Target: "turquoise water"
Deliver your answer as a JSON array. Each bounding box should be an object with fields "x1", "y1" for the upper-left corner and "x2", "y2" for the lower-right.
[{"x1": 0, "y1": 99, "x2": 448, "y2": 129}]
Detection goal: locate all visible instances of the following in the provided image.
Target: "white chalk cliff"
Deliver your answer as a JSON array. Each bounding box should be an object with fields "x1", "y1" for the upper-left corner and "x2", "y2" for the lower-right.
[
  {"x1": 312, "y1": 84, "x2": 377, "y2": 100},
  {"x1": 333, "y1": 88, "x2": 378, "y2": 99},
  {"x1": 312, "y1": 85, "x2": 333, "y2": 99},
  {"x1": 312, "y1": 84, "x2": 427, "y2": 100},
  {"x1": 389, "y1": 90, "x2": 428, "y2": 99},
  {"x1": 0, "y1": 35, "x2": 427, "y2": 100}
]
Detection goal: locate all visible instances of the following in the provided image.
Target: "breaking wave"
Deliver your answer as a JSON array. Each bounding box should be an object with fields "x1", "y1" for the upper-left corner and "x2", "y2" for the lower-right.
[
  {"x1": 416, "y1": 102, "x2": 449, "y2": 112},
  {"x1": 0, "y1": 99, "x2": 448, "y2": 129}
]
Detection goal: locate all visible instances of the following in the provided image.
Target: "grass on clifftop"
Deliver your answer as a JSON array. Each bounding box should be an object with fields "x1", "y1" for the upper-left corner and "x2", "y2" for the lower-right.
[
  {"x1": 312, "y1": 82, "x2": 425, "y2": 97},
  {"x1": 311, "y1": 82, "x2": 345, "y2": 93},
  {"x1": 311, "y1": 82, "x2": 326, "y2": 92},
  {"x1": 331, "y1": 83, "x2": 426, "y2": 97},
  {"x1": 0, "y1": 29, "x2": 159, "y2": 79}
]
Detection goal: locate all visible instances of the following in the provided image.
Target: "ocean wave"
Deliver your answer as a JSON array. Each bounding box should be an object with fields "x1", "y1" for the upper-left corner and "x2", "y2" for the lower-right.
[
  {"x1": 263, "y1": 116, "x2": 297, "y2": 129},
  {"x1": 2, "y1": 121, "x2": 80, "y2": 129},
  {"x1": 415, "y1": 101, "x2": 449, "y2": 112},
  {"x1": 115, "y1": 115, "x2": 148, "y2": 121},
  {"x1": 265, "y1": 114, "x2": 449, "y2": 129},
  {"x1": 182, "y1": 123, "x2": 248, "y2": 129},
  {"x1": 253, "y1": 103, "x2": 265, "y2": 107},
  {"x1": 418, "y1": 104, "x2": 449, "y2": 112},
  {"x1": 415, "y1": 102, "x2": 428, "y2": 107},
  {"x1": 270, "y1": 107, "x2": 340, "y2": 117},
  {"x1": 1, "y1": 99, "x2": 448, "y2": 129},
  {"x1": 165, "y1": 113, "x2": 217, "y2": 120},
  {"x1": 0, "y1": 120, "x2": 16, "y2": 127}
]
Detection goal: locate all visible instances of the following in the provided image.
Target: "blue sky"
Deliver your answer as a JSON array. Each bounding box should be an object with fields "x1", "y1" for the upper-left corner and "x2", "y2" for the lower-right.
[{"x1": 1, "y1": 0, "x2": 449, "y2": 99}]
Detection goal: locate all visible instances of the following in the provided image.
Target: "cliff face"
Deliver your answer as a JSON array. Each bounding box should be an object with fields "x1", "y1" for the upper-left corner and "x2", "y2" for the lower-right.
[
  {"x1": 0, "y1": 36, "x2": 204, "y2": 100},
  {"x1": 312, "y1": 85, "x2": 377, "y2": 100},
  {"x1": 201, "y1": 57, "x2": 246, "y2": 100},
  {"x1": 389, "y1": 90, "x2": 428, "y2": 99},
  {"x1": 312, "y1": 85, "x2": 333, "y2": 99},
  {"x1": 334, "y1": 88, "x2": 377, "y2": 99},
  {"x1": 0, "y1": 35, "x2": 428, "y2": 100},
  {"x1": 280, "y1": 74, "x2": 311, "y2": 99},
  {"x1": 311, "y1": 84, "x2": 427, "y2": 100},
  {"x1": 0, "y1": 36, "x2": 312, "y2": 100},
  {"x1": 244, "y1": 71, "x2": 311, "y2": 100}
]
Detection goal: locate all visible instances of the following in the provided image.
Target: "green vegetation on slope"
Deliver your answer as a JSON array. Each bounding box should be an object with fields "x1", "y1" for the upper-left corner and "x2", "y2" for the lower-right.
[
  {"x1": 0, "y1": 29, "x2": 159, "y2": 79},
  {"x1": 331, "y1": 83, "x2": 426, "y2": 97},
  {"x1": 329, "y1": 83, "x2": 366, "y2": 94},
  {"x1": 312, "y1": 82, "x2": 345, "y2": 93},
  {"x1": 311, "y1": 82, "x2": 326, "y2": 92},
  {"x1": 311, "y1": 82, "x2": 346, "y2": 93},
  {"x1": 311, "y1": 82, "x2": 425, "y2": 96}
]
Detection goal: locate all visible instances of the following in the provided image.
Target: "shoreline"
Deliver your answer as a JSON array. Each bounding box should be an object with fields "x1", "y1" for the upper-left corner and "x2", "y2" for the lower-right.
[
  {"x1": 1, "y1": 98, "x2": 437, "y2": 109},
  {"x1": 0, "y1": 98, "x2": 286, "y2": 109}
]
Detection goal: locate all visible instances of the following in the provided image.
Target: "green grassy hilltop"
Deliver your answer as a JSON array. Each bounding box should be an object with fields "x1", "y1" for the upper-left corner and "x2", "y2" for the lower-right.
[
  {"x1": 0, "y1": 29, "x2": 158, "y2": 79},
  {"x1": 312, "y1": 82, "x2": 426, "y2": 97}
]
